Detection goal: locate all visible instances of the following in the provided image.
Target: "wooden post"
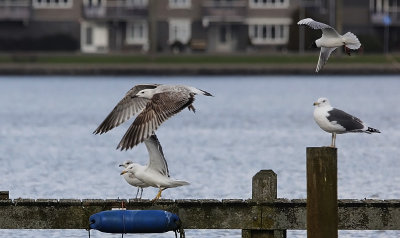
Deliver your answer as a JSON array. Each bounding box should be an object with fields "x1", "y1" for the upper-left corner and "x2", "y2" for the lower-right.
[
  {"x1": 242, "y1": 170, "x2": 286, "y2": 238},
  {"x1": 0, "y1": 191, "x2": 9, "y2": 200},
  {"x1": 307, "y1": 147, "x2": 338, "y2": 238}
]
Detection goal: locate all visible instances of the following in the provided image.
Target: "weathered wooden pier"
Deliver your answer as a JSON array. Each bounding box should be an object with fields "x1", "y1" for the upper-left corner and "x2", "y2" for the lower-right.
[{"x1": 1, "y1": 148, "x2": 399, "y2": 237}]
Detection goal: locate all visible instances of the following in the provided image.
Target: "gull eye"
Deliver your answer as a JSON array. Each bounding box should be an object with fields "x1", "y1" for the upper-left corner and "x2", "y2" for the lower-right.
[{"x1": 322, "y1": 100, "x2": 326, "y2": 102}]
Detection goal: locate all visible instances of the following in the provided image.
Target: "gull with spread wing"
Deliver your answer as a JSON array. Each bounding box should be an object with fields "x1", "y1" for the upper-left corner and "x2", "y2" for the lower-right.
[
  {"x1": 119, "y1": 134, "x2": 169, "y2": 199},
  {"x1": 298, "y1": 18, "x2": 361, "y2": 72},
  {"x1": 120, "y1": 134, "x2": 189, "y2": 201},
  {"x1": 94, "y1": 84, "x2": 212, "y2": 150}
]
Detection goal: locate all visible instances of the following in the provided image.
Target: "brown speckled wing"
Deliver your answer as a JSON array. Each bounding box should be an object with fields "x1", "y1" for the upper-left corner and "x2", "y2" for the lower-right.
[
  {"x1": 117, "y1": 91, "x2": 194, "y2": 150},
  {"x1": 93, "y1": 84, "x2": 159, "y2": 134}
]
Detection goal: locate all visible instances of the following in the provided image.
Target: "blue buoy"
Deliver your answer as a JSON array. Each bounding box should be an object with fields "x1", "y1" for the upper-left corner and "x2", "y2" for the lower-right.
[{"x1": 89, "y1": 210, "x2": 181, "y2": 234}]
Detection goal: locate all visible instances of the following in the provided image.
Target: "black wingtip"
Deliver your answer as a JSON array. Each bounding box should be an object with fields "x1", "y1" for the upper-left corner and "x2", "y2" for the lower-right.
[{"x1": 367, "y1": 127, "x2": 381, "y2": 133}]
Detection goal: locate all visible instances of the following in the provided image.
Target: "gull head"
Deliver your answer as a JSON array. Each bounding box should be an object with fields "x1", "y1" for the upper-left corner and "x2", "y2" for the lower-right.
[
  {"x1": 313, "y1": 97, "x2": 331, "y2": 107},
  {"x1": 119, "y1": 160, "x2": 133, "y2": 168},
  {"x1": 120, "y1": 163, "x2": 140, "y2": 175},
  {"x1": 134, "y1": 89, "x2": 155, "y2": 99}
]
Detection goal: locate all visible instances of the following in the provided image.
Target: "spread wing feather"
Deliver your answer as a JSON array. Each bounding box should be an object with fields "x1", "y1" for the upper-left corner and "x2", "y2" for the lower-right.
[
  {"x1": 117, "y1": 91, "x2": 195, "y2": 150},
  {"x1": 93, "y1": 84, "x2": 159, "y2": 134},
  {"x1": 316, "y1": 47, "x2": 337, "y2": 72},
  {"x1": 145, "y1": 134, "x2": 170, "y2": 177},
  {"x1": 298, "y1": 18, "x2": 340, "y2": 37}
]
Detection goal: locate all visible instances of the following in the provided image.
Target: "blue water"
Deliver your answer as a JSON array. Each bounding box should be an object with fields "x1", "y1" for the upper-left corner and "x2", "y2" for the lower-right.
[{"x1": 0, "y1": 75, "x2": 399, "y2": 237}]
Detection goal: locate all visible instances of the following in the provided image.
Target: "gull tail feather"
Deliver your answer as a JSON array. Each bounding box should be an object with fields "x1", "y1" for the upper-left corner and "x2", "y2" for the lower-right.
[
  {"x1": 188, "y1": 86, "x2": 213, "y2": 96},
  {"x1": 169, "y1": 180, "x2": 190, "y2": 188},
  {"x1": 342, "y1": 32, "x2": 361, "y2": 50}
]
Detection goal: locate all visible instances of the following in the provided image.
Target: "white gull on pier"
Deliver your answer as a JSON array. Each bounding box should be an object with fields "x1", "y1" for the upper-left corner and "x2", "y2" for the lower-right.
[
  {"x1": 119, "y1": 160, "x2": 149, "y2": 199},
  {"x1": 120, "y1": 134, "x2": 189, "y2": 201},
  {"x1": 119, "y1": 134, "x2": 170, "y2": 199}
]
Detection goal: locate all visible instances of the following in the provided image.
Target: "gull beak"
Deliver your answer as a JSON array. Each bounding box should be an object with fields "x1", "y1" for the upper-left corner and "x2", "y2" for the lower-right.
[
  {"x1": 120, "y1": 170, "x2": 128, "y2": 175},
  {"x1": 313, "y1": 102, "x2": 319, "y2": 106}
]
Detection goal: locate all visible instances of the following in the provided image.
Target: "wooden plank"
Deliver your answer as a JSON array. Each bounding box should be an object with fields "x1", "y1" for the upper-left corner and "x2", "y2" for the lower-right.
[{"x1": 1, "y1": 198, "x2": 400, "y2": 230}]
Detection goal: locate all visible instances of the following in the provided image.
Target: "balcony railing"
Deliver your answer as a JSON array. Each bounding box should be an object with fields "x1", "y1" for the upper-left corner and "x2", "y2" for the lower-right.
[
  {"x1": 0, "y1": 0, "x2": 31, "y2": 21},
  {"x1": 83, "y1": 0, "x2": 148, "y2": 20},
  {"x1": 202, "y1": 0, "x2": 247, "y2": 24}
]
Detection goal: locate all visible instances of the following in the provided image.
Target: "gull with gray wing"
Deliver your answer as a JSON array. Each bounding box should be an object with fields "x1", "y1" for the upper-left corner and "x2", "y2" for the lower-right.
[
  {"x1": 119, "y1": 134, "x2": 169, "y2": 199},
  {"x1": 298, "y1": 18, "x2": 361, "y2": 72},
  {"x1": 313, "y1": 97, "x2": 380, "y2": 147},
  {"x1": 120, "y1": 134, "x2": 189, "y2": 201}
]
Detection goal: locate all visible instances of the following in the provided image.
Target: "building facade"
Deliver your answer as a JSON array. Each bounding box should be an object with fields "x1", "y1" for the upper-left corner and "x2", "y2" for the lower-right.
[
  {"x1": 80, "y1": 0, "x2": 297, "y2": 53},
  {"x1": 0, "y1": 0, "x2": 81, "y2": 51},
  {"x1": 0, "y1": 0, "x2": 398, "y2": 53}
]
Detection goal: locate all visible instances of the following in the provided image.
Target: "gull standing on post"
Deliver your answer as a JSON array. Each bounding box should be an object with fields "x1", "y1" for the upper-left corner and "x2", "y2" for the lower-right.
[
  {"x1": 94, "y1": 84, "x2": 212, "y2": 150},
  {"x1": 313, "y1": 97, "x2": 380, "y2": 147},
  {"x1": 120, "y1": 134, "x2": 189, "y2": 201},
  {"x1": 297, "y1": 18, "x2": 361, "y2": 72},
  {"x1": 119, "y1": 134, "x2": 170, "y2": 199}
]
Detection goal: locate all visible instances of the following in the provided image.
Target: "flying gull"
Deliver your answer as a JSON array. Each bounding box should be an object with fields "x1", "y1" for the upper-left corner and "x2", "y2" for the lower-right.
[
  {"x1": 297, "y1": 18, "x2": 361, "y2": 72},
  {"x1": 94, "y1": 84, "x2": 212, "y2": 150},
  {"x1": 119, "y1": 134, "x2": 169, "y2": 199},
  {"x1": 120, "y1": 134, "x2": 189, "y2": 201},
  {"x1": 313, "y1": 97, "x2": 380, "y2": 147}
]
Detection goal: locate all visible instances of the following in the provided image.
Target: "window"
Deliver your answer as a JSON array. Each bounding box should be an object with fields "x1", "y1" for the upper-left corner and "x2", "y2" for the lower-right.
[
  {"x1": 169, "y1": 19, "x2": 191, "y2": 44},
  {"x1": 248, "y1": 18, "x2": 291, "y2": 44},
  {"x1": 83, "y1": 0, "x2": 104, "y2": 7},
  {"x1": 86, "y1": 27, "x2": 93, "y2": 45},
  {"x1": 81, "y1": 22, "x2": 109, "y2": 53},
  {"x1": 126, "y1": 0, "x2": 148, "y2": 7},
  {"x1": 249, "y1": 0, "x2": 289, "y2": 8},
  {"x1": 249, "y1": 23, "x2": 289, "y2": 44},
  {"x1": 33, "y1": 0, "x2": 72, "y2": 8},
  {"x1": 169, "y1": 0, "x2": 191, "y2": 9},
  {"x1": 220, "y1": 26, "x2": 227, "y2": 43},
  {"x1": 371, "y1": 0, "x2": 400, "y2": 13},
  {"x1": 126, "y1": 21, "x2": 148, "y2": 44}
]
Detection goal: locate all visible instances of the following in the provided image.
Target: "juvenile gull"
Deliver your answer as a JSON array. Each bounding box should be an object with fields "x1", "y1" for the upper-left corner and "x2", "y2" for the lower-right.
[
  {"x1": 94, "y1": 84, "x2": 212, "y2": 150},
  {"x1": 120, "y1": 134, "x2": 189, "y2": 201},
  {"x1": 119, "y1": 134, "x2": 169, "y2": 199},
  {"x1": 313, "y1": 97, "x2": 380, "y2": 147},
  {"x1": 297, "y1": 18, "x2": 361, "y2": 72}
]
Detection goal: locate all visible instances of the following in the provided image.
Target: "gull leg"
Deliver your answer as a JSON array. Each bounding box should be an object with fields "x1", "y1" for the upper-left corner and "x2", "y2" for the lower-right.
[
  {"x1": 188, "y1": 104, "x2": 196, "y2": 113},
  {"x1": 139, "y1": 188, "x2": 143, "y2": 200},
  {"x1": 152, "y1": 188, "x2": 163, "y2": 201},
  {"x1": 151, "y1": 188, "x2": 167, "y2": 202},
  {"x1": 330, "y1": 133, "x2": 337, "y2": 148},
  {"x1": 135, "y1": 187, "x2": 140, "y2": 199}
]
